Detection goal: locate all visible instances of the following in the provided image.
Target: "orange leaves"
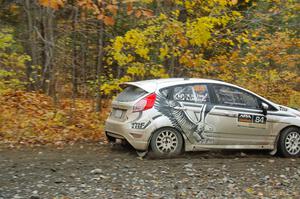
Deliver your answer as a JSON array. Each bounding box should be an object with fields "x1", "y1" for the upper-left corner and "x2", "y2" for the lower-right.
[
  {"x1": 38, "y1": 0, "x2": 65, "y2": 10},
  {"x1": 106, "y1": 4, "x2": 118, "y2": 16},
  {"x1": 127, "y1": 3, "x2": 133, "y2": 15},
  {"x1": 76, "y1": 1, "x2": 118, "y2": 26},
  {"x1": 0, "y1": 91, "x2": 109, "y2": 146},
  {"x1": 103, "y1": 16, "x2": 115, "y2": 26},
  {"x1": 141, "y1": 9, "x2": 154, "y2": 17},
  {"x1": 77, "y1": 0, "x2": 97, "y2": 10},
  {"x1": 134, "y1": 9, "x2": 154, "y2": 18},
  {"x1": 135, "y1": 10, "x2": 142, "y2": 18},
  {"x1": 126, "y1": 2, "x2": 154, "y2": 18},
  {"x1": 37, "y1": 0, "x2": 154, "y2": 26}
]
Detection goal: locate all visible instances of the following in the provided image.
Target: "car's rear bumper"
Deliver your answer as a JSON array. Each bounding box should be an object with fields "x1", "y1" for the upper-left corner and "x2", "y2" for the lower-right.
[{"x1": 105, "y1": 118, "x2": 150, "y2": 151}]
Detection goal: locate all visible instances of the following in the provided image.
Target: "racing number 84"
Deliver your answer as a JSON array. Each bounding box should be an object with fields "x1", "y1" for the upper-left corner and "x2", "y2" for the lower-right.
[{"x1": 253, "y1": 115, "x2": 266, "y2": 124}]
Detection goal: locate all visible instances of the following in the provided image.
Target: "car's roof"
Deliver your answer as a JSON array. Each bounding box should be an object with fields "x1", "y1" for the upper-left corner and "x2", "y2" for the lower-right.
[
  {"x1": 122, "y1": 78, "x2": 279, "y2": 109},
  {"x1": 123, "y1": 78, "x2": 228, "y2": 92},
  {"x1": 131, "y1": 78, "x2": 224, "y2": 85}
]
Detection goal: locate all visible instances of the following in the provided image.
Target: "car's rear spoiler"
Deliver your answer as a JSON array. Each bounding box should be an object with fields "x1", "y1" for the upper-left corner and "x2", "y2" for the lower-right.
[{"x1": 121, "y1": 82, "x2": 157, "y2": 93}]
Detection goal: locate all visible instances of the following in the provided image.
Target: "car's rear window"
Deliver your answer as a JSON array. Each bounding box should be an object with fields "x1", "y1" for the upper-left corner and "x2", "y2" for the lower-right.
[{"x1": 115, "y1": 85, "x2": 147, "y2": 102}]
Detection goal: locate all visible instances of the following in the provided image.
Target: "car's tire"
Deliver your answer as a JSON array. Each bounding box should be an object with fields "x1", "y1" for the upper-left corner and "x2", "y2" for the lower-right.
[
  {"x1": 278, "y1": 127, "x2": 300, "y2": 157},
  {"x1": 150, "y1": 128, "x2": 183, "y2": 158}
]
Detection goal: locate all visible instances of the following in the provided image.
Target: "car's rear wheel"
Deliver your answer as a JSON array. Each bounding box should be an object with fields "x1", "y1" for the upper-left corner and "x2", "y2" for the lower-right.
[
  {"x1": 278, "y1": 127, "x2": 300, "y2": 157},
  {"x1": 150, "y1": 128, "x2": 183, "y2": 157}
]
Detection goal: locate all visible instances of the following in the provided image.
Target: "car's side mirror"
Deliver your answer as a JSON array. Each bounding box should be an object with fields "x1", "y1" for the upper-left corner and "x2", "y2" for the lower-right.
[{"x1": 261, "y1": 102, "x2": 269, "y2": 115}]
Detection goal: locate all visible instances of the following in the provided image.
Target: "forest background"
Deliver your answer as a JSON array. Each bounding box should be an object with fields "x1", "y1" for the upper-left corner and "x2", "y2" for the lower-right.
[{"x1": 0, "y1": 0, "x2": 299, "y2": 145}]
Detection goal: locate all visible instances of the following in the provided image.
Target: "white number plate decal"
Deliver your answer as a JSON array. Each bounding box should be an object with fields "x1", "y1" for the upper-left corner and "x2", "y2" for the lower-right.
[
  {"x1": 114, "y1": 109, "x2": 123, "y2": 118},
  {"x1": 238, "y1": 113, "x2": 266, "y2": 129}
]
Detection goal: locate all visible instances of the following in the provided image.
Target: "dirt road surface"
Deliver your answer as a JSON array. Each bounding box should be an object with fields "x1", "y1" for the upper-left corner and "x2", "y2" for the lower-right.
[{"x1": 0, "y1": 143, "x2": 299, "y2": 199}]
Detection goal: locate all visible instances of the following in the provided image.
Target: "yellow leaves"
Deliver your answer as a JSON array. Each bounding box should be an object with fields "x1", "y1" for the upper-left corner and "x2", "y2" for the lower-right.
[
  {"x1": 135, "y1": 48, "x2": 149, "y2": 60},
  {"x1": 159, "y1": 44, "x2": 169, "y2": 60},
  {"x1": 186, "y1": 17, "x2": 214, "y2": 46},
  {"x1": 184, "y1": 0, "x2": 196, "y2": 13},
  {"x1": 289, "y1": 91, "x2": 300, "y2": 109},
  {"x1": 231, "y1": 0, "x2": 238, "y2": 5},
  {"x1": 113, "y1": 52, "x2": 130, "y2": 66},
  {"x1": 245, "y1": 187, "x2": 254, "y2": 194},
  {"x1": 171, "y1": 10, "x2": 180, "y2": 18},
  {"x1": 0, "y1": 28, "x2": 14, "y2": 50},
  {"x1": 158, "y1": 13, "x2": 167, "y2": 20},
  {"x1": 149, "y1": 65, "x2": 169, "y2": 78},
  {"x1": 232, "y1": 11, "x2": 241, "y2": 17},
  {"x1": 38, "y1": 0, "x2": 65, "y2": 10},
  {"x1": 112, "y1": 36, "x2": 123, "y2": 52},
  {"x1": 123, "y1": 29, "x2": 150, "y2": 60},
  {"x1": 179, "y1": 52, "x2": 206, "y2": 68},
  {"x1": 0, "y1": 29, "x2": 30, "y2": 94},
  {"x1": 124, "y1": 29, "x2": 142, "y2": 45},
  {"x1": 179, "y1": 53, "x2": 194, "y2": 67},
  {"x1": 111, "y1": 35, "x2": 135, "y2": 65},
  {"x1": 140, "y1": 0, "x2": 153, "y2": 3},
  {"x1": 100, "y1": 76, "x2": 131, "y2": 95},
  {"x1": 127, "y1": 62, "x2": 146, "y2": 77},
  {"x1": 106, "y1": 0, "x2": 248, "y2": 85},
  {"x1": 221, "y1": 38, "x2": 235, "y2": 46},
  {"x1": 106, "y1": 57, "x2": 113, "y2": 65}
]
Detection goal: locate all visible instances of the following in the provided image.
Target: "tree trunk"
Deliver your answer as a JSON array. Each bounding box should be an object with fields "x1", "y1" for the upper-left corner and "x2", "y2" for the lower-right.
[
  {"x1": 95, "y1": 20, "x2": 104, "y2": 112},
  {"x1": 71, "y1": 2, "x2": 79, "y2": 98},
  {"x1": 40, "y1": 6, "x2": 55, "y2": 96},
  {"x1": 24, "y1": 0, "x2": 38, "y2": 90}
]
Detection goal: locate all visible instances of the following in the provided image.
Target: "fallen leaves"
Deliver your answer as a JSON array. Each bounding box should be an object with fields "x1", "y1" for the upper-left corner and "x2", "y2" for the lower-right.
[{"x1": 0, "y1": 91, "x2": 109, "y2": 146}]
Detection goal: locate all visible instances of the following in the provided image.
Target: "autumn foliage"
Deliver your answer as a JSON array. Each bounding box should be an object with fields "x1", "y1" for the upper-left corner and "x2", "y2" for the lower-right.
[
  {"x1": 0, "y1": 0, "x2": 299, "y2": 145},
  {"x1": 0, "y1": 91, "x2": 108, "y2": 146}
]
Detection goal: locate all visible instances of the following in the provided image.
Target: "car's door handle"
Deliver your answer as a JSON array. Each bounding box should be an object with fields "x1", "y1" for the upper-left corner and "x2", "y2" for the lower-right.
[{"x1": 174, "y1": 106, "x2": 187, "y2": 110}]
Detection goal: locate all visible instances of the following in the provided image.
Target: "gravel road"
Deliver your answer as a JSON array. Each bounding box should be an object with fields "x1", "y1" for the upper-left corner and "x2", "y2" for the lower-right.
[{"x1": 0, "y1": 143, "x2": 299, "y2": 199}]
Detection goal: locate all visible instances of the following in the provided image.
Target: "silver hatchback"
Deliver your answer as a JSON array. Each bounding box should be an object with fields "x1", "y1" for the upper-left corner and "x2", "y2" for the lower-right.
[{"x1": 105, "y1": 78, "x2": 300, "y2": 157}]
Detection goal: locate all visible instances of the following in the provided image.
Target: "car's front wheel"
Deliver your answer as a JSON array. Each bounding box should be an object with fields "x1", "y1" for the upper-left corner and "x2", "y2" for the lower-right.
[
  {"x1": 278, "y1": 127, "x2": 300, "y2": 157},
  {"x1": 150, "y1": 128, "x2": 183, "y2": 157}
]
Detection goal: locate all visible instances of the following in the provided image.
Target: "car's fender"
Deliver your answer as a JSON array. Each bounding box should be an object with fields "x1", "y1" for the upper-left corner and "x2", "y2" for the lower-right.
[{"x1": 269, "y1": 114, "x2": 300, "y2": 155}]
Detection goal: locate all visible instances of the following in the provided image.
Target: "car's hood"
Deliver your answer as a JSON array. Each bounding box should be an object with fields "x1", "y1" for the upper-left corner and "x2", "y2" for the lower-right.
[{"x1": 278, "y1": 105, "x2": 300, "y2": 118}]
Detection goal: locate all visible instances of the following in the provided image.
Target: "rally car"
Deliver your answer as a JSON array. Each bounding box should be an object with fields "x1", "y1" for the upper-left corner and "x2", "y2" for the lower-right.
[{"x1": 105, "y1": 78, "x2": 300, "y2": 157}]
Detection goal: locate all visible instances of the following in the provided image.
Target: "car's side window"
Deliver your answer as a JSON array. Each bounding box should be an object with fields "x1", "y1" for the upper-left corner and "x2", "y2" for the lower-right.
[
  {"x1": 164, "y1": 84, "x2": 211, "y2": 103},
  {"x1": 193, "y1": 84, "x2": 210, "y2": 103},
  {"x1": 212, "y1": 85, "x2": 260, "y2": 109},
  {"x1": 173, "y1": 86, "x2": 195, "y2": 102}
]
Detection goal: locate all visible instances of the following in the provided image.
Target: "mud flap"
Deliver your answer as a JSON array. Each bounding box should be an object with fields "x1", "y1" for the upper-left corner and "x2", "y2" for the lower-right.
[{"x1": 136, "y1": 150, "x2": 148, "y2": 158}]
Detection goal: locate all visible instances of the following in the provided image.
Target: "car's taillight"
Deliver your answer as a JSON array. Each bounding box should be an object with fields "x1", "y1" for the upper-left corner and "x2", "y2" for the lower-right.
[{"x1": 133, "y1": 93, "x2": 156, "y2": 112}]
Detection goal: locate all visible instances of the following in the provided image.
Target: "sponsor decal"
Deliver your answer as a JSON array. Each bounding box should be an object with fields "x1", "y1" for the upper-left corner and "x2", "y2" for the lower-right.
[
  {"x1": 154, "y1": 94, "x2": 214, "y2": 144},
  {"x1": 238, "y1": 114, "x2": 266, "y2": 124},
  {"x1": 238, "y1": 113, "x2": 266, "y2": 129},
  {"x1": 131, "y1": 121, "x2": 150, "y2": 129},
  {"x1": 279, "y1": 106, "x2": 288, "y2": 111}
]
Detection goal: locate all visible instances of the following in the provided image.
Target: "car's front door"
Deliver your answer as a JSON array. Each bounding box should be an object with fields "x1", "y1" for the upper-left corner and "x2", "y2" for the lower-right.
[{"x1": 206, "y1": 84, "x2": 273, "y2": 146}]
